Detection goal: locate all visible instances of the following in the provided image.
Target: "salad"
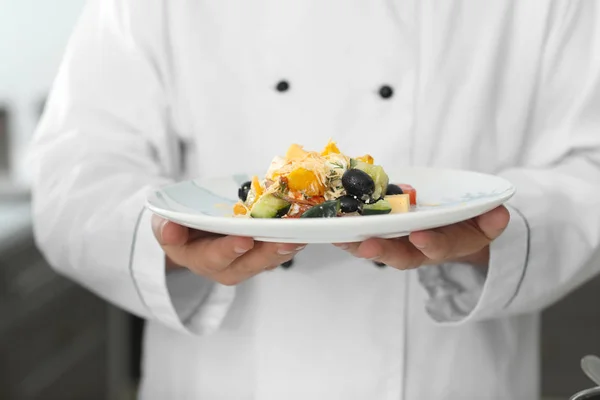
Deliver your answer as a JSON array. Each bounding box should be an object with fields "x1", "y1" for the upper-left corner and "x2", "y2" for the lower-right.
[{"x1": 233, "y1": 140, "x2": 417, "y2": 219}]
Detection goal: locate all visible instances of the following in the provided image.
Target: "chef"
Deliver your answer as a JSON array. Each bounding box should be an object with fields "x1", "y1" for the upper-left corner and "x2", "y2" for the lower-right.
[{"x1": 29, "y1": 0, "x2": 600, "y2": 399}]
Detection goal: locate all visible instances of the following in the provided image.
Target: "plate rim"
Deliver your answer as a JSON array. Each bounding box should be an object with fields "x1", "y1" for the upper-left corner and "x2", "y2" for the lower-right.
[{"x1": 146, "y1": 166, "x2": 516, "y2": 227}]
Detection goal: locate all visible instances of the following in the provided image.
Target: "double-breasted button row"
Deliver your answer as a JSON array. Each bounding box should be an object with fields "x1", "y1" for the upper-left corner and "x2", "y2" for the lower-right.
[{"x1": 274, "y1": 80, "x2": 394, "y2": 99}]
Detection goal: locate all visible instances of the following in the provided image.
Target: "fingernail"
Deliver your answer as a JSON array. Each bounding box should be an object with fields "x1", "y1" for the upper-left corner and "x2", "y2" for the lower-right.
[
  {"x1": 368, "y1": 256, "x2": 380, "y2": 261},
  {"x1": 339, "y1": 244, "x2": 349, "y2": 250},
  {"x1": 295, "y1": 245, "x2": 306, "y2": 251},
  {"x1": 278, "y1": 249, "x2": 294, "y2": 255},
  {"x1": 413, "y1": 243, "x2": 426, "y2": 249},
  {"x1": 234, "y1": 247, "x2": 250, "y2": 254}
]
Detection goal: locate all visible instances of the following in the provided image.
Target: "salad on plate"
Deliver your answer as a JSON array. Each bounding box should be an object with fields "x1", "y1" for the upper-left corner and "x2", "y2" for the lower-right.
[{"x1": 233, "y1": 140, "x2": 417, "y2": 219}]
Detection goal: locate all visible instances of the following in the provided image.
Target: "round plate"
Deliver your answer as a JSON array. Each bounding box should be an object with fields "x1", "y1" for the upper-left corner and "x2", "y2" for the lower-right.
[{"x1": 146, "y1": 167, "x2": 515, "y2": 244}]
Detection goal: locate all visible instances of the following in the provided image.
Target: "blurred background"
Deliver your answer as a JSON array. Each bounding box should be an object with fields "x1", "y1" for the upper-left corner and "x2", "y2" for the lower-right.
[
  {"x1": 1, "y1": 2, "x2": 141, "y2": 399},
  {"x1": 0, "y1": 1, "x2": 599, "y2": 399}
]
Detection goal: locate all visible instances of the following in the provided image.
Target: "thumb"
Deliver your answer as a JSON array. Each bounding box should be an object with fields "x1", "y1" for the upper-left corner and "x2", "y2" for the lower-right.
[
  {"x1": 476, "y1": 205, "x2": 510, "y2": 240},
  {"x1": 151, "y1": 214, "x2": 189, "y2": 246}
]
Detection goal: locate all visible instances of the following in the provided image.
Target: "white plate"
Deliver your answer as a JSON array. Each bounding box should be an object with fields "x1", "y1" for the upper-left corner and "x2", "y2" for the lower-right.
[{"x1": 146, "y1": 167, "x2": 515, "y2": 244}]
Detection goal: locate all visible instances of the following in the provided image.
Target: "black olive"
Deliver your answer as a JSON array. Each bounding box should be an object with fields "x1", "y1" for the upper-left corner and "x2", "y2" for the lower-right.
[
  {"x1": 238, "y1": 180, "x2": 252, "y2": 201},
  {"x1": 338, "y1": 195, "x2": 361, "y2": 213},
  {"x1": 386, "y1": 184, "x2": 403, "y2": 195},
  {"x1": 342, "y1": 169, "x2": 375, "y2": 200}
]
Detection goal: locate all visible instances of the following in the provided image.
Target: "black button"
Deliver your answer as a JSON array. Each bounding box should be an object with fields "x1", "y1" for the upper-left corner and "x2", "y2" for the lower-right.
[
  {"x1": 373, "y1": 261, "x2": 387, "y2": 268},
  {"x1": 378, "y1": 85, "x2": 394, "y2": 99},
  {"x1": 281, "y1": 258, "x2": 294, "y2": 269},
  {"x1": 276, "y1": 80, "x2": 290, "y2": 92}
]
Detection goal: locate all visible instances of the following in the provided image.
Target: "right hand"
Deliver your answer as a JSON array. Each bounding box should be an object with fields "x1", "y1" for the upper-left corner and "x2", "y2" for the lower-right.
[{"x1": 151, "y1": 214, "x2": 305, "y2": 286}]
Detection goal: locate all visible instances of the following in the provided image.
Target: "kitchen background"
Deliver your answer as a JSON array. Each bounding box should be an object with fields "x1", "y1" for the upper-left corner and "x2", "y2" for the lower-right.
[{"x1": 0, "y1": 1, "x2": 599, "y2": 399}]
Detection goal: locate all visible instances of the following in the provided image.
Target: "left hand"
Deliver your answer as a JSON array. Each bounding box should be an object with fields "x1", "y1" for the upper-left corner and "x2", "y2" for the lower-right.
[{"x1": 334, "y1": 206, "x2": 510, "y2": 270}]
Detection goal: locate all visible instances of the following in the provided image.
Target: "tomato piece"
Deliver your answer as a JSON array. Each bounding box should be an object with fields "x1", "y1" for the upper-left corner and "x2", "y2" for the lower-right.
[{"x1": 397, "y1": 184, "x2": 417, "y2": 205}]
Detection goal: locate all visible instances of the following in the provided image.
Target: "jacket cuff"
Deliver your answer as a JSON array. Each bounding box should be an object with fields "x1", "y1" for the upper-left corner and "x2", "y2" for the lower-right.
[
  {"x1": 420, "y1": 204, "x2": 530, "y2": 324},
  {"x1": 129, "y1": 207, "x2": 236, "y2": 335}
]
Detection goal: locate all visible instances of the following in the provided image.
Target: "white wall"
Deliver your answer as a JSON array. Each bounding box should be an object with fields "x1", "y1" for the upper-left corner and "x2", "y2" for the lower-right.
[{"x1": 0, "y1": 0, "x2": 86, "y2": 184}]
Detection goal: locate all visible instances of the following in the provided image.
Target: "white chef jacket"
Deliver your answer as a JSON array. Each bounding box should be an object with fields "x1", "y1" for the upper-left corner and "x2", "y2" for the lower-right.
[{"x1": 29, "y1": 0, "x2": 600, "y2": 399}]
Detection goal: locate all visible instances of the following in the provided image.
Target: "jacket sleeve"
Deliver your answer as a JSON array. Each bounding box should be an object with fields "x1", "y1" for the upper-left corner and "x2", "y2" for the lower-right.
[
  {"x1": 419, "y1": 2, "x2": 600, "y2": 323},
  {"x1": 29, "y1": 0, "x2": 235, "y2": 335}
]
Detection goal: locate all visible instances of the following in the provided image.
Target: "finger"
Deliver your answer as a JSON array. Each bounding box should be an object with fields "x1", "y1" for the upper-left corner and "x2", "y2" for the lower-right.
[
  {"x1": 408, "y1": 206, "x2": 509, "y2": 262},
  {"x1": 409, "y1": 230, "x2": 451, "y2": 262},
  {"x1": 182, "y1": 235, "x2": 255, "y2": 273},
  {"x1": 227, "y1": 242, "x2": 305, "y2": 276},
  {"x1": 475, "y1": 205, "x2": 510, "y2": 240},
  {"x1": 151, "y1": 214, "x2": 243, "y2": 271},
  {"x1": 354, "y1": 237, "x2": 426, "y2": 270},
  {"x1": 333, "y1": 242, "x2": 361, "y2": 255},
  {"x1": 408, "y1": 220, "x2": 488, "y2": 262},
  {"x1": 152, "y1": 214, "x2": 208, "y2": 244},
  {"x1": 152, "y1": 214, "x2": 188, "y2": 246},
  {"x1": 212, "y1": 242, "x2": 305, "y2": 286}
]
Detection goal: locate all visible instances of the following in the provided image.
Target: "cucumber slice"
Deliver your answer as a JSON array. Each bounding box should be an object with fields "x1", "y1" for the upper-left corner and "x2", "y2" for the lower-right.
[
  {"x1": 361, "y1": 199, "x2": 392, "y2": 215},
  {"x1": 350, "y1": 160, "x2": 389, "y2": 201},
  {"x1": 300, "y1": 200, "x2": 340, "y2": 218},
  {"x1": 250, "y1": 194, "x2": 291, "y2": 218}
]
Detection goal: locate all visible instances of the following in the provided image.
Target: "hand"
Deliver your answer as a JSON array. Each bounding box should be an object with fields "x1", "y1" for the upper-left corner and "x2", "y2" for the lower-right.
[
  {"x1": 151, "y1": 215, "x2": 306, "y2": 285},
  {"x1": 334, "y1": 206, "x2": 510, "y2": 270}
]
